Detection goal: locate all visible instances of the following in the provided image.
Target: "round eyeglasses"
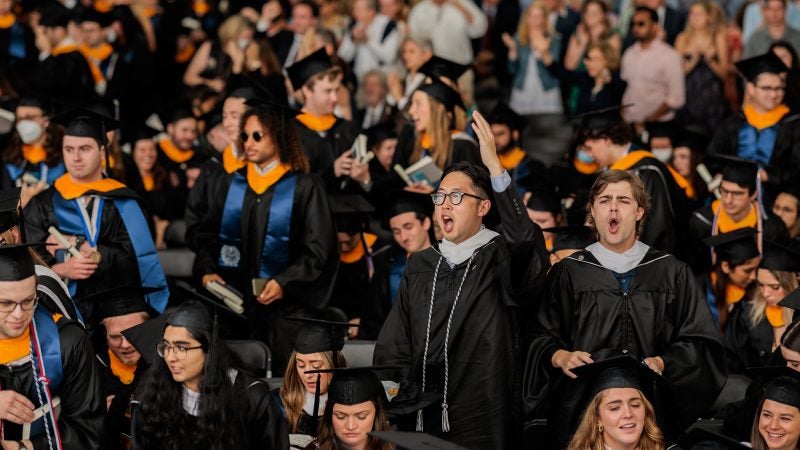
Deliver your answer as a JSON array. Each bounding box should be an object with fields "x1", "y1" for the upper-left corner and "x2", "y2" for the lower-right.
[
  {"x1": 0, "y1": 295, "x2": 38, "y2": 313},
  {"x1": 157, "y1": 342, "x2": 203, "y2": 360},
  {"x1": 431, "y1": 191, "x2": 486, "y2": 206}
]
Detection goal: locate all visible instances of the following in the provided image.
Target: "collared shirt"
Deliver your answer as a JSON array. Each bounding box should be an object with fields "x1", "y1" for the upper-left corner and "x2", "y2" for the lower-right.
[
  {"x1": 621, "y1": 39, "x2": 685, "y2": 123},
  {"x1": 407, "y1": 0, "x2": 487, "y2": 64},
  {"x1": 338, "y1": 14, "x2": 401, "y2": 80}
]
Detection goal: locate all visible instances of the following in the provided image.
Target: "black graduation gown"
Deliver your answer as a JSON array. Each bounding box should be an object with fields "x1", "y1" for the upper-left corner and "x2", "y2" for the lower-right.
[
  {"x1": 526, "y1": 247, "x2": 727, "y2": 447},
  {"x1": 374, "y1": 185, "x2": 550, "y2": 450},
  {"x1": 184, "y1": 157, "x2": 226, "y2": 251},
  {"x1": 707, "y1": 112, "x2": 800, "y2": 196},
  {"x1": 23, "y1": 187, "x2": 142, "y2": 321},
  {"x1": 155, "y1": 141, "x2": 209, "y2": 221},
  {"x1": 97, "y1": 352, "x2": 145, "y2": 450},
  {"x1": 192, "y1": 167, "x2": 338, "y2": 372},
  {"x1": 0, "y1": 18, "x2": 36, "y2": 69},
  {"x1": 30, "y1": 49, "x2": 97, "y2": 104},
  {"x1": 0, "y1": 317, "x2": 105, "y2": 450},
  {"x1": 294, "y1": 117, "x2": 360, "y2": 193},
  {"x1": 359, "y1": 246, "x2": 405, "y2": 340},
  {"x1": 131, "y1": 372, "x2": 290, "y2": 450},
  {"x1": 724, "y1": 300, "x2": 775, "y2": 374}
]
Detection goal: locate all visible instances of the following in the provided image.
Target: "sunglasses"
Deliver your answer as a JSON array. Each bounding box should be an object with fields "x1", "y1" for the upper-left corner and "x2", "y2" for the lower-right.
[{"x1": 240, "y1": 131, "x2": 263, "y2": 142}]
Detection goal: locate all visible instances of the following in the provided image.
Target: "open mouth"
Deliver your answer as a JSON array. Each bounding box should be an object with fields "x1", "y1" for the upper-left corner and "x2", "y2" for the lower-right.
[
  {"x1": 608, "y1": 218, "x2": 620, "y2": 235},
  {"x1": 441, "y1": 215, "x2": 454, "y2": 233},
  {"x1": 619, "y1": 423, "x2": 637, "y2": 432},
  {"x1": 766, "y1": 431, "x2": 786, "y2": 440}
]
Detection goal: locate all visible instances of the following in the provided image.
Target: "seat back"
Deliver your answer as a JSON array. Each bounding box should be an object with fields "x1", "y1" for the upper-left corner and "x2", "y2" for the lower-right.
[
  {"x1": 225, "y1": 339, "x2": 273, "y2": 378},
  {"x1": 341, "y1": 340, "x2": 376, "y2": 367}
]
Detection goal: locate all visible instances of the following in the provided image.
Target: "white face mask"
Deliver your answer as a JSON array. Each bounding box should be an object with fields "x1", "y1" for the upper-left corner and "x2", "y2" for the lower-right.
[
  {"x1": 16, "y1": 120, "x2": 44, "y2": 144},
  {"x1": 106, "y1": 29, "x2": 117, "y2": 43},
  {"x1": 237, "y1": 38, "x2": 250, "y2": 49},
  {"x1": 651, "y1": 147, "x2": 673, "y2": 163}
]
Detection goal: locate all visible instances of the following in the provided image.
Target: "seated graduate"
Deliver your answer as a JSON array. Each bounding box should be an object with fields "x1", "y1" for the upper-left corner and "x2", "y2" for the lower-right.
[
  {"x1": 22, "y1": 107, "x2": 169, "y2": 325},
  {"x1": 525, "y1": 189, "x2": 564, "y2": 253},
  {"x1": 750, "y1": 371, "x2": 800, "y2": 450},
  {"x1": 191, "y1": 98, "x2": 338, "y2": 374},
  {"x1": 527, "y1": 169, "x2": 726, "y2": 446},
  {"x1": 567, "y1": 355, "x2": 666, "y2": 450},
  {"x1": 772, "y1": 184, "x2": 800, "y2": 240},
  {"x1": 304, "y1": 366, "x2": 396, "y2": 450},
  {"x1": 131, "y1": 301, "x2": 289, "y2": 450},
  {"x1": 0, "y1": 244, "x2": 104, "y2": 450},
  {"x1": 543, "y1": 225, "x2": 597, "y2": 265},
  {"x1": 726, "y1": 240, "x2": 800, "y2": 373},
  {"x1": 781, "y1": 314, "x2": 800, "y2": 370},
  {"x1": 279, "y1": 319, "x2": 353, "y2": 442}
]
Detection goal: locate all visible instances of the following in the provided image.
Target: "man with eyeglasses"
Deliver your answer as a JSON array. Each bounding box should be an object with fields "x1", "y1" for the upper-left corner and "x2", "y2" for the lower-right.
[
  {"x1": 0, "y1": 243, "x2": 104, "y2": 450},
  {"x1": 708, "y1": 52, "x2": 800, "y2": 194},
  {"x1": 193, "y1": 98, "x2": 337, "y2": 375},
  {"x1": 373, "y1": 111, "x2": 549, "y2": 449},
  {"x1": 689, "y1": 155, "x2": 790, "y2": 274}
]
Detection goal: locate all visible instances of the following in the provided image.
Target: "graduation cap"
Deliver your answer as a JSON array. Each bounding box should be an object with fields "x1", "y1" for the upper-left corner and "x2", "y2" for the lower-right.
[
  {"x1": 485, "y1": 102, "x2": 527, "y2": 132},
  {"x1": 747, "y1": 366, "x2": 800, "y2": 409},
  {"x1": 305, "y1": 366, "x2": 397, "y2": 405},
  {"x1": 369, "y1": 431, "x2": 469, "y2": 450},
  {"x1": 288, "y1": 317, "x2": 358, "y2": 354},
  {"x1": 16, "y1": 96, "x2": 53, "y2": 115},
  {"x1": 0, "y1": 243, "x2": 46, "y2": 281},
  {"x1": 673, "y1": 127, "x2": 710, "y2": 154},
  {"x1": 79, "y1": 8, "x2": 113, "y2": 27},
  {"x1": 701, "y1": 228, "x2": 760, "y2": 263},
  {"x1": 0, "y1": 188, "x2": 21, "y2": 234},
  {"x1": 243, "y1": 97, "x2": 302, "y2": 117},
  {"x1": 227, "y1": 86, "x2": 259, "y2": 102},
  {"x1": 574, "y1": 105, "x2": 630, "y2": 134},
  {"x1": 735, "y1": 51, "x2": 789, "y2": 82},
  {"x1": 418, "y1": 56, "x2": 470, "y2": 83},
  {"x1": 330, "y1": 195, "x2": 375, "y2": 234},
  {"x1": 760, "y1": 239, "x2": 800, "y2": 273},
  {"x1": 779, "y1": 287, "x2": 800, "y2": 311},
  {"x1": 164, "y1": 105, "x2": 195, "y2": 125},
  {"x1": 366, "y1": 123, "x2": 397, "y2": 150},
  {"x1": 53, "y1": 106, "x2": 122, "y2": 146},
  {"x1": 415, "y1": 78, "x2": 465, "y2": 112},
  {"x1": 710, "y1": 154, "x2": 759, "y2": 192},
  {"x1": 167, "y1": 300, "x2": 214, "y2": 344},
  {"x1": 129, "y1": 125, "x2": 162, "y2": 144},
  {"x1": 677, "y1": 427, "x2": 751, "y2": 450},
  {"x1": 526, "y1": 189, "x2": 562, "y2": 215},
  {"x1": 38, "y1": 4, "x2": 71, "y2": 28},
  {"x1": 571, "y1": 354, "x2": 669, "y2": 400},
  {"x1": 121, "y1": 314, "x2": 169, "y2": 365},
  {"x1": 543, "y1": 225, "x2": 596, "y2": 252},
  {"x1": 385, "y1": 191, "x2": 433, "y2": 223},
  {"x1": 79, "y1": 285, "x2": 160, "y2": 322},
  {"x1": 287, "y1": 48, "x2": 334, "y2": 90}
]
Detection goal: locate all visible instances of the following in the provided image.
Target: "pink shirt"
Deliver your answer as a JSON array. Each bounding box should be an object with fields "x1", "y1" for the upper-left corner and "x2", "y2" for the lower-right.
[{"x1": 620, "y1": 39, "x2": 685, "y2": 124}]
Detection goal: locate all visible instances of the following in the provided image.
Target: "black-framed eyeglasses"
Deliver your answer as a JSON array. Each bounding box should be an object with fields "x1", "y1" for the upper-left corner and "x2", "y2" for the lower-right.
[
  {"x1": 431, "y1": 191, "x2": 486, "y2": 206},
  {"x1": 156, "y1": 342, "x2": 203, "y2": 360},
  {"x1": 0, "y1": 295, "x2": 38, "y2": 313},
  {"x1": 719, "y1": 186, "x2": 749, "y2": 198},
  {"x1": 240, "y1": 131, "x2": 263, "y2": 142}
]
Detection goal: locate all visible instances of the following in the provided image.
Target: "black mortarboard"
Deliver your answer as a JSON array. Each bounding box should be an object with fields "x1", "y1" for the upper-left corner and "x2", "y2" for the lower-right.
[
  {"x1": 701, "y1": 228, "x2": 760, "y2": 263},
  {"x1": 709, "y1": 154, "x2": 759, "y2": 191},
  {"x1": 0, "y1": 243, "x2": 45, "y2": 281},
  {"x1": 38, "y1": 4, "x2": 71, "y2": 28},
  {"x1": 79, "y1": 285, "x2": 159, "y2": 321},
  {"x1": 165, "y1": 105, "x2": 195, "y2": 125},
  {"x1": 366, "y1": 123, "x2": 397, "y2": 150},
  {"x1": 571, "y1": 354, "x2": 668, "y2": 400},
  {"x1": 760, "y1": 239, "x2": 800, "y2": 272},
  {"x1": 243, "y1": 97, "x2": 302, "y2": 117},
  {"x1": 385, "y1": 191, "x2": 433, "y2": 223},
  {"x1": 54, "y1": 106, "x2": 122, "y2": 146},
  {"x1": 0, "y1": 188, "x2": 21, "y2": 234},
  {"x1": 227, "y1": 86, "x2": 259, "y2": 101},
  {"x1": 646, "y1": 121, "x2": 676, "y2": 140},
  {"x1": 287, "y1": 48, "x2": 334, "y2": 90},
  {"x1": 129, "y1": 125, "x2": 161, "y2": 144},
  {"x1": 779, "y1": 288, "x2": 800, "y2": 311},
  {"x1": 166, "y1": 300, "x2": 213, "y2": 343},
  {"x1": 575, "y1": 105, "x2": 629, "y2": 133},
  {"x1": 288, "y1": 317, "x2": 358, "y2": 353},
  {"x1": 416, "y1": 78, "x2": 464, "y2": 112},
  {"x1": 747, "y1": 366, "x2": 800, "y2": 409},
  {"x1": 306, "y1": 366, "x2": 395, "y2": 405},
  {"x1": 330, "y1": 195, "x2": 375, "y2": 234},
  {"x1": 543, "y1": 225, "x2": 596, "y2": 252},
  {"x1": 121, "y1": 314, "x2": 169, "y2": 365},
  {"x1": 735, "y1": 51, "x2": 789, "y2": 82},
  {"x1": 526, "y1": 189, "x2": 562, "y2": 214},
  {"x1": 17, "y1": 96, "x2": 52, "y2": 115},
  {"x1": 418, "y1": 56, "x2": 470, "y2": 83},
  {"x1": 486, "y1": 102, "x2": 527, "y2": 132},
  {"x1": 79, "y1": 8, "x2": 113, "y2": 27},
  {"x1": 369, "y1": 431, "x2": 469, "y2": 450},
  {"x1": 673, "y1": 127, "x2": 710, "y2": 154},
  {"x1": 678, "y1": 427, "x2": 751, "y2": 450}
]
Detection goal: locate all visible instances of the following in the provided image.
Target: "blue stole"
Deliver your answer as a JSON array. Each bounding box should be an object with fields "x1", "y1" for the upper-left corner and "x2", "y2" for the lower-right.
[
  {"x1": 5, "y1": 161, "x2": 65, "y2": 185},
  {"x1": 8, "y1": 23, "x2": 27, "y2": 60},
  {"x1": 218, "y1": 171, "x2": 297, "y2": 279},
  {"x1": 28, "y1": 307, "x2": 63, "y2": 438},
  {"x1": 389, "y1": 252, "x2": 406, "y2": 305},
  {"x1": 738, "y1": 122, "x2": 779, "y2": 166},
  {"x1": 51, "y1": 190, "x2": 169, "y2": 312}
]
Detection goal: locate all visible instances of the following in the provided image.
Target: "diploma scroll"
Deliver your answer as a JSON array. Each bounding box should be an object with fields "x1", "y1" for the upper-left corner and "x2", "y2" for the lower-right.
[{"x1": 47, "y1": 226, "x2": 102, "y2": 263}]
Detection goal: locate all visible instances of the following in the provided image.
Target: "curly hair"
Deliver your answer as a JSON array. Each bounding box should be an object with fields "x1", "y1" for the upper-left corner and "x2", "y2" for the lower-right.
[
  {"x1": 567, "y1": 389, "x2": 665, "y2": 450},
  {"x1": 314, "y1": 398, "x2": 395, "y2": 450},
  {"x1": 134, "y1": 324, "x2": 245, "y2": 450},
  {"x1": 240, "y1": 107, "x2": 310, "y2": 173}
]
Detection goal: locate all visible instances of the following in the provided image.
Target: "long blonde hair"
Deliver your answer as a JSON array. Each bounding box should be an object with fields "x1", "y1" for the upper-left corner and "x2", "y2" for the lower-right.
[
  {"x1": 517, "y1": 1, "x2": 554, "y2": 47},
  {"x1": 748, "y1": 269, "x2": 799, "y2": 328},
  {"x1": 682, "y1": 0, "x2": 725, "y2": 43},
  {"x1": 279, "y1": 351, "x2": 348, "y2": 433},
  {"x1": 567, "y1": 389, "x2": 665, "y2": 450},
  {"x1": 410, "y1": 95, "x2": 464, "y2": 169}
]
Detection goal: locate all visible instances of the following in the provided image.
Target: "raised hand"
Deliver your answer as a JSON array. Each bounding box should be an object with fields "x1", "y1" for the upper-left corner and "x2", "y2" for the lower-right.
[{"x1": 470, "y1": 110, "x2": 503, "y2": 176}]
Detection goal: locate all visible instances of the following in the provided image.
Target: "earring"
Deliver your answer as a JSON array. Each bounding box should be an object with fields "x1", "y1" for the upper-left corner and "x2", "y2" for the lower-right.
[{"x1": 598, "y1": 424, "x2": 604, "y2": 433}]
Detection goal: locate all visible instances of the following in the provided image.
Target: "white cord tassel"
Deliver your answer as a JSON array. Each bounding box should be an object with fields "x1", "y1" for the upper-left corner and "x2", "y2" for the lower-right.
[
  {"x1": 416, "y1": 410, "x2": 424, "y2": 432},
  {"x1": 441, "y1": 403, "x2": 450, "y2": 432}
]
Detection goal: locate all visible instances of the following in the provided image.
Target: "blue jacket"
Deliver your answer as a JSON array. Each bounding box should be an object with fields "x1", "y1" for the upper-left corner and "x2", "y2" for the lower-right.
[{"x1": 507, "y1": 35, "x2": 562, "y2": 91}]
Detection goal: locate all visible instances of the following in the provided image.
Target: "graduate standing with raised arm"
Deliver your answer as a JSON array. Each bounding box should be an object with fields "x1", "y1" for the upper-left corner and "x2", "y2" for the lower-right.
[{"x1": 373, "y1": 111, "x2": 549, "y2": 449}]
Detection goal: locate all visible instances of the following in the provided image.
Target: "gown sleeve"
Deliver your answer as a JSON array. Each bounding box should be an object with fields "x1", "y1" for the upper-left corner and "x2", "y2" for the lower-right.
[{"x1": 243, "y1": 381, "x2": 290, "y2": 450}]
